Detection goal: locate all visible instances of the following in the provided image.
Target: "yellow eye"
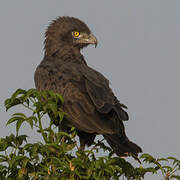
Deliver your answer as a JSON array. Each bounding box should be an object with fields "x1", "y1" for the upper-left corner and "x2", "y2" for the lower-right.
[{"x1": 72, "y1": 31, "x2": 80, "y2": 37}]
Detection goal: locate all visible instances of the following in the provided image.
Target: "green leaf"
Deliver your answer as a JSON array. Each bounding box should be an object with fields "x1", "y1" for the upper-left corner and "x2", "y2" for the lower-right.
[
  {"x1": 4, "y1": 98, "x2": 21, "y2": 111},
  {"x1": 58, "y1": 111, "x2": 65, "y2": 124},
  {"x1": 16, "y1": 119, "x2": 25, "y2": 134},
  {"x1": 57, "y1": 131, "x2": 70, "y2": 139},
  {"x1": 23, "y1": 143, "x2": 33, "y2": 151},
  {"x1": 48, "y1": 156, "x2": 62, "y2": 164},
  {"x1": 6, "y1": 113, "x2": 26, "y2": 126},
  {"x1": 48, "y1": 90, "x2": 57, "y2": 99},
  {"x1": 25, "y1": 116, "x2": 37, "y2": 129},
  {"x1": 5, "y1": 133, "x2": 16, "y2": 141},
  {"x1": 167, "y1": 156, "x2": 180, "y2": 165},
  {"x1": 157, "y1": 158, "x2": 168, "y2": 162},
  {"x1": 144, "y1": 167, "x2": 158, "y2": 174},
  {"x1": 0, "y1": 155, "x2": 8, "y2": 163},
  {"x1": 56, "y1": 93, "x2": 64, "y2": 104},
  {"x1": 4, "y1": 89, "x2": 26, "y2": 110},
  {"x1": 171, "y1": 175, "x2": 180, "y2": 180},
  {"x1": 47, "y1": 143, "x2": 62, "y2": 152},
  {"x1": 28, "y1": 118, "x2": 33, "y2": 129},
  {"x1": 6, "y1": 117, "x2": 20, "y2": 126},
  {"x1": 16, "y1": 135, "x2": 28, "y2": 145},
  {"x1": 11, "y1": 89, "x2": 26, "y2": 99},
  {"x1": 140, "y1": 153, "x2": 156, "y2": 164},
  {"x1": 48, "y1": 102, "x2": 58, "y2": 115},
  {"x1": 22, "y1": 88, "x2": 36, "y2": 100},
  {"x1": 167, "y1": 157, "x2": 178, "y2": 161},
  {"x1": 9, "y1": 156, "x2": 28, "y2": 168}
]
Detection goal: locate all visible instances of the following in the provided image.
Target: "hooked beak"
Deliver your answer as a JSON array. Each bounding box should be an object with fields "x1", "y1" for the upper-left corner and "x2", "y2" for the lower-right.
[
  {"x1": 87, "y1": 34, "x2": 98, "y2": 48},
  {"x1": 76, "y1": 33, "x2": 98, "y2": 48}
]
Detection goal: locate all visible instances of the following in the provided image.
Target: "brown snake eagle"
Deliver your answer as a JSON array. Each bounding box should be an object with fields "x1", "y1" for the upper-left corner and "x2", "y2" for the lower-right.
[{"x1": 34, "y1": 16, "x2": 142, "y2": 161}]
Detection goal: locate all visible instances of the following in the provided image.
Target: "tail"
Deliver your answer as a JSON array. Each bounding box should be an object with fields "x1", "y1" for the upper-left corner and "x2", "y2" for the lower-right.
[{"x1": 104, "y1": 133, "x2": 142, "y2": 163}]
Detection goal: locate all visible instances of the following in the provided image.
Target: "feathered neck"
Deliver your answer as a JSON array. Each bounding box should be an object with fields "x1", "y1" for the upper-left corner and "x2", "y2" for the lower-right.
[{"x1": 44, "y1": 44, "x2": 87, "y2": 65}]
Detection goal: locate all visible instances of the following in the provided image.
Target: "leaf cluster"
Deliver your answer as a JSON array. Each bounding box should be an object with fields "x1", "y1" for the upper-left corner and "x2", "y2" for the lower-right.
[{"x1": 0, "y1": 89, "x2": 179, "y2": 179}]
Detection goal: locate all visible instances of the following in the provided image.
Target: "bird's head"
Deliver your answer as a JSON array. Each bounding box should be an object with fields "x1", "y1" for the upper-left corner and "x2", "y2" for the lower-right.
[{"x1": 44, "y1": 16, "x2": 98, "y2": 56}]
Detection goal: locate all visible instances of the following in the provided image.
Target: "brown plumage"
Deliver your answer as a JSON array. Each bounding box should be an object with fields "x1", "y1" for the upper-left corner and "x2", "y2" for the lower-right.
[{"x1": 34, "y1": 16, "x2": 142, "y2": 160}]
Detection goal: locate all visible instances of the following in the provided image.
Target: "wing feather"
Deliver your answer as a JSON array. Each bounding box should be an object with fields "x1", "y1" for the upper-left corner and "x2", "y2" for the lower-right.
[
  {"x1": 80, "y1": 65, "x2": 129, "y2": 120},
  {"x1": 34, "y1": 62, "x2": 116, "y2": 134}
]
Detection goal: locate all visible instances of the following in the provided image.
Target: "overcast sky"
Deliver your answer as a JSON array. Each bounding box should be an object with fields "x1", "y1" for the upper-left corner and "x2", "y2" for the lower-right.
[{"x1": 1, "y1": 1, "x2": 180, "y2": 179}]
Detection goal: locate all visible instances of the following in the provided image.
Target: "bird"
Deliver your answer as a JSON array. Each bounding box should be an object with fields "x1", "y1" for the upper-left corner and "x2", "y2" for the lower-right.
[{"x1": 34, "y1": 16, "x2": 142, "y2": 161}]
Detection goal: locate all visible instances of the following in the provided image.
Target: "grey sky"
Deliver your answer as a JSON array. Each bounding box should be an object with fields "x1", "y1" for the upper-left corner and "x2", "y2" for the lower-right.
[{"x1": 1, "y1": 1, "x2": 180, "y2": 179}]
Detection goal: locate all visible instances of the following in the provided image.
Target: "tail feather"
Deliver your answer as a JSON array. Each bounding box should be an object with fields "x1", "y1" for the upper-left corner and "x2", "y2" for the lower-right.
[
  {"x1": 103, "y1": 105, "x2": 142, "y2": 162},
  {"x1": 104, "y1": 134, "x2": 142, "y2": 162}
]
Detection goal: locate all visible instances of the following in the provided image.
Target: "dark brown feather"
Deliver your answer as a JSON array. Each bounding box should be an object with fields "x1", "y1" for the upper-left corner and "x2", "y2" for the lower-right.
[{"x1": 34, "y1": 16, "x2": 142, "y2": 160}]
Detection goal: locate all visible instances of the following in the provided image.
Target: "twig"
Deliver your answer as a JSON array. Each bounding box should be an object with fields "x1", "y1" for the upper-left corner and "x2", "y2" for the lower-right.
[{"x1": 165, "y1": 171, "x2": 170, "y2": 180}]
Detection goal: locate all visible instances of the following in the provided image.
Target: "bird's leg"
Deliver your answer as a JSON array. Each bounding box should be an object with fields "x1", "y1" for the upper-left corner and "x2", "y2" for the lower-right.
[{"x1": 79, "y1": 138, "x2": 86, "y2": 151}]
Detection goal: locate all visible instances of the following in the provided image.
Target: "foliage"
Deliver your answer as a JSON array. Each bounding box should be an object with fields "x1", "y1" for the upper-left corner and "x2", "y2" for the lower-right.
[{"x1": 0, "y1": 88, "x2": 179, "y2": 179}]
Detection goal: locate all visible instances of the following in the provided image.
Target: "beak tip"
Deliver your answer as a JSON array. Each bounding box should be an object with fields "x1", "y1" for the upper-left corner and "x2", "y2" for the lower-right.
[{"x1": 88, "y1": 33, "x2": 98, "y2": 48}]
